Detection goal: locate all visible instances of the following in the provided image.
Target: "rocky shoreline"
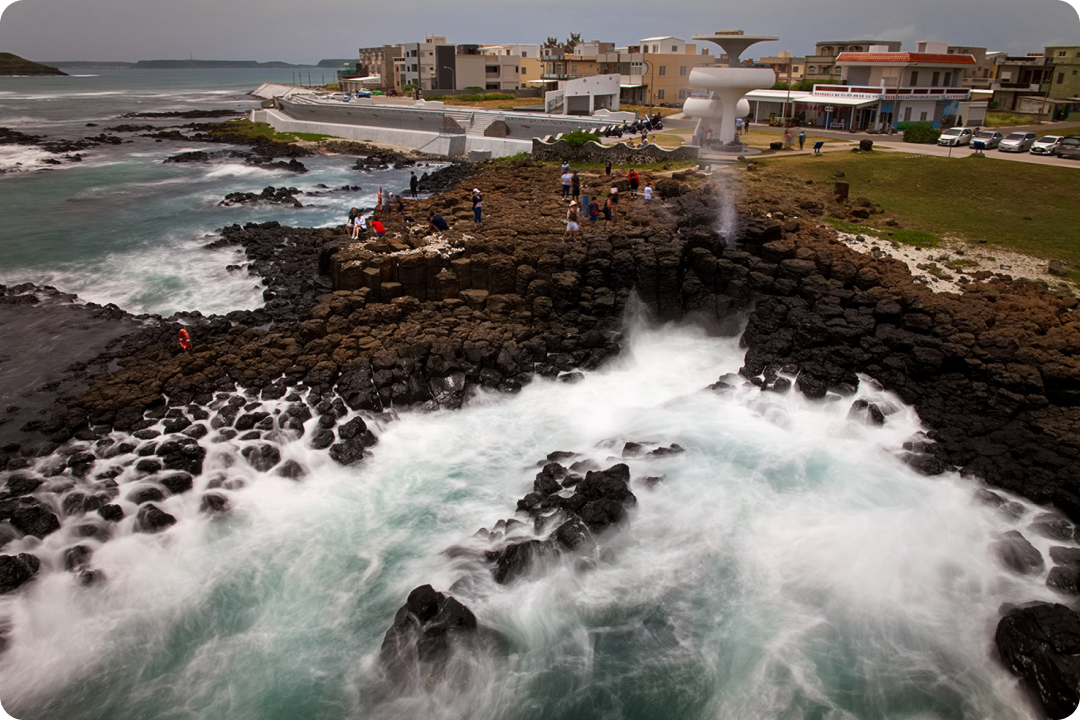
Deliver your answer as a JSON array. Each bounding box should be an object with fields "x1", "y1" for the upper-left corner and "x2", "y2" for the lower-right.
[{"x1": 1, "y1": 154, "x2": 1078, "y2": 715}]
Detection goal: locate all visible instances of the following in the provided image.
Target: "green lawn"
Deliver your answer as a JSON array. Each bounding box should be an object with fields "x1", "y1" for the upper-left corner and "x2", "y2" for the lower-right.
[
  {"x1": 756, "y1": 152, "x2": 1080, "y2": 273},
  {"x1": 206, "y1": 119, "x2": 334, "y2": 144}
]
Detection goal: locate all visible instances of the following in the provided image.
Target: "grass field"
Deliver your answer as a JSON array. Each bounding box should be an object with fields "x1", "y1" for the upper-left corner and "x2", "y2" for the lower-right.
[
  {"x1": 207, "y1": 119, "x2": 334, "y2": 144},
  {"x1": 754, "y1": 151, "x2": 1080, "y2": 273}
]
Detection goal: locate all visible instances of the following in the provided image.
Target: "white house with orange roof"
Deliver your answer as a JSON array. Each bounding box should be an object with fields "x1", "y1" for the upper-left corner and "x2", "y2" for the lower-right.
[{"x1": 743, "y1": 41, "x2": 987, "y2": 131}]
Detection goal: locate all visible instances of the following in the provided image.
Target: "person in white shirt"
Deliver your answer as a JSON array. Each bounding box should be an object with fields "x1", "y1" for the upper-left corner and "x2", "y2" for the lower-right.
[
  {"x1": 560, "y1": 171, "x2": 573, "y2": 198},
  {"x1": 643, "y1": 184, "x2": 653, "y2": 201}
]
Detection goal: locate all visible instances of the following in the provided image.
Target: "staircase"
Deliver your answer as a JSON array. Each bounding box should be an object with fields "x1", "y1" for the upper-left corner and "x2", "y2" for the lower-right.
[{"x1": 444, "y1": 109, "x2": 502, "y2": 135}]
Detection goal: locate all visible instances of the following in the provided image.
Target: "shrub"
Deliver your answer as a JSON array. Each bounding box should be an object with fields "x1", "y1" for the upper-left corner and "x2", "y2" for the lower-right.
[
  {"x1": 561, "y1": 130, "x2": 601, "y2": 148},
  {"x1": 903, "y1": 123, "x2": 941, "y2": 144}
]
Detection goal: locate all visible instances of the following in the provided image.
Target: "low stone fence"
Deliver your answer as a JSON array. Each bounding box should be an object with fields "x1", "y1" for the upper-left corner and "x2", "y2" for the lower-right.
[{"x1": 532, "y1": 138, "x2": 699, "y2": 164}]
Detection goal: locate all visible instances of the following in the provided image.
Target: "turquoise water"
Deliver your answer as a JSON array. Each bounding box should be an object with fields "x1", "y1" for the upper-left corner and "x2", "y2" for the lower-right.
[
  {"x1": 0, "y1": 71, "x2": 1061, "y2": 720},
  {"x1": 0, "y1": 68, "x2": 422, "y2": 316},
  {"x1": 0, "y1": 323, "x2": 1057, "y2": 720}
]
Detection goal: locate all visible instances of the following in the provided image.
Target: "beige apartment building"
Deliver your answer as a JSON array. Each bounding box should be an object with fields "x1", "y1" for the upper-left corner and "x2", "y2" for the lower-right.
[
  {"x1": 356, "y1": 45, "x2": 403, "y2": 92},
  {"x1": 804, "y1": 39, "x2": 901, "y2": 83},
  {"x1": 540, "y1": 36, "x2": 716, "y2": 105},
  {"x1": 481, "y1": 44, "x2": 543, "y2": 88},
  {"x1": 758, "y1": 51, "x2": 806, "y2": 85}
]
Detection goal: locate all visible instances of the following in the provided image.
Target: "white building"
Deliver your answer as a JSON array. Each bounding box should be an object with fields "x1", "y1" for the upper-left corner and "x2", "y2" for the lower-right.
[
  {"x1": 743, "y1": 42, "x2": 986, "y2": 130},
  {"x1": 544, "y1": 74, "x2": 621, "y2": 115}
]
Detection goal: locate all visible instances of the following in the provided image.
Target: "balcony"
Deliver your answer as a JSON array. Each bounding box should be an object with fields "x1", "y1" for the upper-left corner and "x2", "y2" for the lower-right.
[{"x1": 992, "y1": 81, "x2": 1041, "y2": 91}]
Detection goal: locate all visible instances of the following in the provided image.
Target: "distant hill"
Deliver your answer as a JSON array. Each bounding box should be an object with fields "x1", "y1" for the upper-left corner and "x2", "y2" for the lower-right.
[
  {"x1": 134, "y1": 60, "x2": 311, "y2": 69},
  {"x1": 0, "y1": 52, "x2": 68, "y2": 76},
  {"x1": 46, "y1": 61, "x2": 136, "y2": 69}
]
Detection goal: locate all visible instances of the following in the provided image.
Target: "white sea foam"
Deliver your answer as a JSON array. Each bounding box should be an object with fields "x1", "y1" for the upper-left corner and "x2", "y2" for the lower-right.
[
  {"x1": 0, "y1": 322, "x2": 1056, "y2": 719},
  {"x1": 0, "y1": 233, "x2": 265, "y2": 316}
]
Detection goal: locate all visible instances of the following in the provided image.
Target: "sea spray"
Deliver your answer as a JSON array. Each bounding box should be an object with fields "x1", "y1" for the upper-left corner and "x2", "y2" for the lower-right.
[{"x1": 0, "y1": 321, "x2": 1063, "y2": 719}]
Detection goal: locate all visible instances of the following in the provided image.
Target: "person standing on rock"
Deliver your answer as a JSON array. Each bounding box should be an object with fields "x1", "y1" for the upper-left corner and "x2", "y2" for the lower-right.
[
  {"x1": 603, "y1": 193, "x2": 615, "y2": 229},
  {"x1": 588, "y1": 197, "x2": 599, "y2": 226},
  {"x1": 605, "y1": 159, "x2": 612, "y2": 176},
  {"x1": 564, "y1": 201, "x2": 580, "y2": 241},
  {"x1": 571, "y1": 171, "x2": 581, "y2": 203},
  {"x1": 627, "y1": 168, "x2": 640, "y2": 198},
  {"x1": 471, "y1": 188, "x2": 483, "y2": 228},
  {"x1": 409, "y1": 171, "x2": 419, "y2": 198},
  {"x1": 560, "y1": 169, "x2": 572, "y2": 198},
  {"x1": 561, "y1": 160, "x2": 570, "y2": 174}
]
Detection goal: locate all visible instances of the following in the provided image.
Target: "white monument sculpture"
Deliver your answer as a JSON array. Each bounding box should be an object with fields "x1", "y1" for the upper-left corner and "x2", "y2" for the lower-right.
[{"x1": 682, "y1": 32, "x2": 778, "y2": 146}]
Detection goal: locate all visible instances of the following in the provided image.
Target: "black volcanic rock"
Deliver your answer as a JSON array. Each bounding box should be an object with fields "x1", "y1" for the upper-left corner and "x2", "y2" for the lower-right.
[
  {"x1": 135, "y1": 504, "x2": 176, "y2": 533},
  {"x1": 379, "y1": 585, "x2": 479, "y2": 678},
  {"x1": 996, "y1": 603, "x2": 1080, "y2": 719},
  {"x1": 0, "y1": 553, "x2": 40, "y2": 594}
]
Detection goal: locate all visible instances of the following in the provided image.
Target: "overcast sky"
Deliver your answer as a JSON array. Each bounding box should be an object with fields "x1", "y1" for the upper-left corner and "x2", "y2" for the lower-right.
[{"x1": 0, "y1": 0, "x2": 1077, "y2": 64}]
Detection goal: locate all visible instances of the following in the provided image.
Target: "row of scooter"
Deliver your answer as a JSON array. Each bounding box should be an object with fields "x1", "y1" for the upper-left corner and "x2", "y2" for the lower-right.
[{"x1": 601, "y1": 113, "x2": 665, "y2": 138}]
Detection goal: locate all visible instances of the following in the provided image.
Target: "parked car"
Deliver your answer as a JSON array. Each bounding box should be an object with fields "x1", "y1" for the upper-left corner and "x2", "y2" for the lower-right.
[
  {"x1": 1030, "y1": 135, "x2": 1064, "y2": 155},
  {"x1": 999, "y1": 132, "x2": 1037, "y2": 153},
  {"x1": 937, "y1": 127, "x2": 974, "y2": 146},
  {"x1": 1058, "y1": 136, "x2": 1080, "y2": 160},
  {"x1": 971, "y1": 130, "x2": 1004, "y2": 149}
]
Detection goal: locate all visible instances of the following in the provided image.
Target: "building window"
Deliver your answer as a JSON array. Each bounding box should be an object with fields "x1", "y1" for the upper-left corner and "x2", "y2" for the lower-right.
[
  {"x1": 911, "y1": 71, "x2": 919, "y2": 85},
  {"x1": 657, "y1": 89, "x2": 665, "y2": 99},
  {"x1": 486, "y1": 65, "x2": 499, "y2": 74},
  {"x1": 659, "y1": 66, "x2": 666, "y2": 76},
  {"x1": 653, "y1": 45, "x2": 659, "y2": 53},
  {"x1": 904, "y1": 107, "x2": 912, "y2": 121},
  {"x1": 680, "y1": 66, "x2": 686, "y2": 76},
  {"x1": 678, "y1": 89, "x2": 686, "y2": 99},
  {"x1": 920, "y1": 111, "x2": 928, "y2": 121},
  {"x1": 486, "y1": 83, "x2": 499, "y2": 90},
  {"x1": 808, "y1": 66, "x2": 816, "y2": 74},
  {"x1": 793, "y1": 66, "x2": 800, "y2": 73},
  {"x1": 1059, "y1": 51, "x2": 1067, "y2": 57},
  {"x1": 572, "y1": 64, "x2": 578, "y2": 73},
  {"x1": 1060, "y1": 73, "x2": 1066, "y2": 84},
  {"x1": 671, "y1": 45, "x2": 678, "y2": 52},
  {"x1": 944, "y1": 71, "x2": 951, "y2": 86},
  {"x1": 521, "y1": 51, "x2": 528, "y2": 58},
  {"x1": 931, "y1": 71, "x2": 940, "y2": 86}
]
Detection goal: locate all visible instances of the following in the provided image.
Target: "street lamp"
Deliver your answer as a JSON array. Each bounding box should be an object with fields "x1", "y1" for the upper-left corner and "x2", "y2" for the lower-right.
[{"x1": 443, "y1": 65, "x2": 456, "y2": 105}]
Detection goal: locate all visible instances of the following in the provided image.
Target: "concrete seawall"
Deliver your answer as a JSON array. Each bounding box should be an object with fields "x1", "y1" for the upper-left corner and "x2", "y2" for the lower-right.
[
  {"x1": 252, "y1": 108, "x2": 531, "y2": 157},
  {"x1": 251, "y1": 97, "x2": 643, "y2": 158}
]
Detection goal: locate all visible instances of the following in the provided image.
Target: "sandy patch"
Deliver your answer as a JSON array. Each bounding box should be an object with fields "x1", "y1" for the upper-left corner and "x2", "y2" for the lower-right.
[{"x1": 835, "y1": 230, "x2": 1076, "y2": 295}]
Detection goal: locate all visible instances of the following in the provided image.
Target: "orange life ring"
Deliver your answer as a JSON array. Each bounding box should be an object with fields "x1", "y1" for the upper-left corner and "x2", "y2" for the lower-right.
[{"x1": 178, "y1": 328, "x2": 192, "y2": 351}]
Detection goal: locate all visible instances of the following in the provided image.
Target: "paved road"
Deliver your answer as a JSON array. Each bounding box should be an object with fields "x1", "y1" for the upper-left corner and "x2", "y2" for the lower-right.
[{"x1": 691, "y1": 124, "x2": 1080, "y2": 170}]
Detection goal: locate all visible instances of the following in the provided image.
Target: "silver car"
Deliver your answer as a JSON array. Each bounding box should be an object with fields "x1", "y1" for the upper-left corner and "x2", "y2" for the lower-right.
[
  {"x1": 971, "y1": 130, "x2": 1004, "y2": 149},
  {"x1": 937, "y1": 127, "x2": 974, "y2": 146},
  {"x1": 1030, "y1": 135, "x2": 1063, "y2": 155},
  {"x1": 999, "y1": 132, "x2": 1037, "y2": 153}
]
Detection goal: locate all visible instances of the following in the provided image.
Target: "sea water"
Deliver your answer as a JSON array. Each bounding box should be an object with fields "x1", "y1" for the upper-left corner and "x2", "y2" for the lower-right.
[
  {"x1": 0, "y1": 71, "x2": 1064, "y2": 720},
  {"x1": 0, "y1": 320, "x2": 1061, "y2": 720},
  {"x1": 0, "y1": 68, "x2": 430, "y2": 316}
]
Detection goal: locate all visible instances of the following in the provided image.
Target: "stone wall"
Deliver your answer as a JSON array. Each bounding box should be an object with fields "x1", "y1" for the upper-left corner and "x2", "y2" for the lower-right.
[{"x1": 532, "y1": 138, "x2": 699, "y2": 164}]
